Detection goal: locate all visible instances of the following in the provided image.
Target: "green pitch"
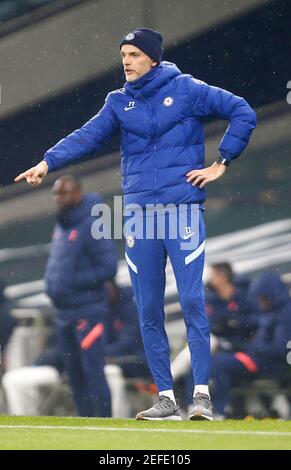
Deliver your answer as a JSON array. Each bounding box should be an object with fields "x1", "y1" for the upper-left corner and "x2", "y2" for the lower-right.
[{"x1": 1, "y1": 415, "x2": 291, "y2": 450}]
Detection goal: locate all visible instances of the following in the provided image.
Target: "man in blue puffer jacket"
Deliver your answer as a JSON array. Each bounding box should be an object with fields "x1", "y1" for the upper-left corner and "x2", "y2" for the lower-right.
[
  {"x1": 45, "y1": 175, "x2": 117, "y2": 417},
  {"x1": 15, "y1": 28, "x2": 256, "y2": 421}
]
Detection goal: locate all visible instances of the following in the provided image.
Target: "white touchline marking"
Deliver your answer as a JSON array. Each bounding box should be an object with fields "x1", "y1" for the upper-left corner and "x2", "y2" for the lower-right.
[{"x1": 0, "y1": 425, "x2": 291, "y2": 437}]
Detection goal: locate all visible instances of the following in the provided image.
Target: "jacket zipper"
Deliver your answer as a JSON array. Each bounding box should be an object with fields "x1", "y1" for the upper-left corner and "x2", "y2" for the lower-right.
[{"x1": 146, "y1": 98, "x2": 158, "y2": 202}]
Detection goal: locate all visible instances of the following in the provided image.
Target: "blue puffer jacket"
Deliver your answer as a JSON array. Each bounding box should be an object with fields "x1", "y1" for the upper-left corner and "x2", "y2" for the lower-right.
[
  {"x1": 44, "y1": 193, "x2": 117, "y2": 312},
  {"x1": 44, "y1": 61, "x2": 256, "y2": 207}
]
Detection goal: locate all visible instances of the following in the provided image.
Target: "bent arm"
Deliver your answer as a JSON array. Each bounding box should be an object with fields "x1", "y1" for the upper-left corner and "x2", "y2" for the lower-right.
[
  {"x1": 74, "y1": 228, "x2": 118, "y2": 290},
  {"x1": 188, "y1": 77, "x2": 257, "y2": 163}
]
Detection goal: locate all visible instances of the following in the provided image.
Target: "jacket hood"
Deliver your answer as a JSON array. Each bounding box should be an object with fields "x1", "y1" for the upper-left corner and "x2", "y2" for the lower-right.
[
  {"x1": 124, "y1": 61, "x2": 181, "y2": 98},
  {"x1": 249, "y1": 271, "x2": 290, "y2": 310},
  {"x1": 56, "y1": 193, "x2": 103, "y2": 228}
]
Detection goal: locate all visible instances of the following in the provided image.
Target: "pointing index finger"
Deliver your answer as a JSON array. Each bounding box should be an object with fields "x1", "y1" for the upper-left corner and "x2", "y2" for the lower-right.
[{"x1": 14, "y1": 171, "x2": 30, "y2": 182}]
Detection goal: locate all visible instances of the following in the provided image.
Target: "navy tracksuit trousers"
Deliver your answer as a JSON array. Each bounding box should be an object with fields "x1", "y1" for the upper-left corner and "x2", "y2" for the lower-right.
[
  {"x1": 55, "y1": 310, "x2": 111, "y2": 417},
  {"x1": 124, "y1": 204, "x2": 210, "y2": 392}
]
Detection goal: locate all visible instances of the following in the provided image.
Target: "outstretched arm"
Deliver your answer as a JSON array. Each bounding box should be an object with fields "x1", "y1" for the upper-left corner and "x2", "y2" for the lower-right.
[{"x1": 14, "y1": 92, "x2": 119, "y2": 186}]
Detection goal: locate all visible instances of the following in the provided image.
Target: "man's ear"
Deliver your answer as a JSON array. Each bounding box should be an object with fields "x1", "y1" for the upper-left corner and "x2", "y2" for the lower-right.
[{"x1": 152, "y1": 61, "x2": 158, "y2": 67}]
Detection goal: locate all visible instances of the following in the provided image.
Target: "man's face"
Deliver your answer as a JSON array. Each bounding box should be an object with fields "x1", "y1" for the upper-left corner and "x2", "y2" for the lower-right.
[
  {"x1": 52, "y1": 179, "x2": 81, "y2": 213},
  {"x1": 120, "y1": 44, "x2": 157, "y2": 82},
  {"x1": 209, "y1": 268, "x2": 226, "y2": 291}
]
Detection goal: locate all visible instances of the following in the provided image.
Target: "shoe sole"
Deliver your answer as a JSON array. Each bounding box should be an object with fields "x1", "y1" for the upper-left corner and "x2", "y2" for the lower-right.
[
  {"x1": 136, "y1": 415, "x2": 182, "y2": 421},
  {"x1": 189, "y1": 413, "x2": 213, "y2": 421}
]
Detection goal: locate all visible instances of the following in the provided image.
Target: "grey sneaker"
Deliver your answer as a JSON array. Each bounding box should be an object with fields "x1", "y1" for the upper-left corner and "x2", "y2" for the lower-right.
[
  {"x1": 136, "y1": 396, "x2": 182, "y2": 421},
  {"x1": 189, "y1": 393, "x2": 213, "y2": 421}
]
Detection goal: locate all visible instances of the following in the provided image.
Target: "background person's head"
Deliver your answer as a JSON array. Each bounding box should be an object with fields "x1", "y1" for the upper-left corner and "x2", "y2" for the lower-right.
[
  {"x1": 249, "y1": 270, "x2": 290, "y2": 313},
  {"x1": 209, "y1": 262, "x2": 235, "y2": 291},
  {"x1": 120, "y1": 28, "x2": 163, "y2": 82},
  {"x1": 52, "y1": 175, "x2": 82, "y2": 213}
]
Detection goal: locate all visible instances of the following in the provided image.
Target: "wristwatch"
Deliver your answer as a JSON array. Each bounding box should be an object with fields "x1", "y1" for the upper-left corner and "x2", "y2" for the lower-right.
[{"x1": 216, "y1": 155, "x2": 230, "y2": 167}]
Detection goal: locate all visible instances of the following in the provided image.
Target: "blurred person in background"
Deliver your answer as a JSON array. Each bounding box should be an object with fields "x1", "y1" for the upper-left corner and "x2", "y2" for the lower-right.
[
  {"x1": 211, "y1": 271, "x2": 291, "y2": 419},
  {"x1": 171, "y1": 262, "x2": 258, "y2": 413},
  {"x1": 2, "y1": 279, "x2": 150, "y2": 418},
  {"x1": 44, "y1": 175, "x2": 117, "y2": 417},
  {"x1": 15, "y1": 28, "x2": 256, "y2": 421},
  {"x1": 206, "y1": 262, "x2": 258, "y2": 352},
  {"x1": 2, "y1": 330, "x2": 64, "y2": 416}
]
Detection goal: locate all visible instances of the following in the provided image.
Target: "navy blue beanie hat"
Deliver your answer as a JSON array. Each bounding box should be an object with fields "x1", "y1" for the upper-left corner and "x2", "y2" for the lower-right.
[{"x1": 120, "y1": 28, "x2": 163, "y2": 63}]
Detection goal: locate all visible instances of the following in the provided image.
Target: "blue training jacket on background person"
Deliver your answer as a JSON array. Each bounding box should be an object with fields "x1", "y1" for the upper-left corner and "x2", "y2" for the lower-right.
[
  {"x1": 205, "y1": 281, "x2": 259, "y2": 351},
  {"x1": 245, "y1": 271, "x2": 291, "y2": 372},
  {"x1": 43, "y1": 61, "x2": 257, "y2": 207},
  {"x1": 44, "y1": 193, "x2": 117, "y2": 313}
]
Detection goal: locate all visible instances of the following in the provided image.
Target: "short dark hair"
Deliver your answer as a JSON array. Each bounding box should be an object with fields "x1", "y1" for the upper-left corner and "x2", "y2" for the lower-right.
[
  {"x1": 56, "y1": 174, "x2": 82, "y2": 190},
  {"x1": 212, "y1": 262, "x2": 234, "y2": 283}
]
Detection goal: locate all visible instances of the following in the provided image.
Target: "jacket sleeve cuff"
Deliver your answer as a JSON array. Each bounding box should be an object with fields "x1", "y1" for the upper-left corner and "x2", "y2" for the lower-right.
[
  {"x1": 43, "y1": 154, "x2": 55, "y2": 172},
  {"x1": 216, "y1": 155, "x2": 230, "y2": 166}
]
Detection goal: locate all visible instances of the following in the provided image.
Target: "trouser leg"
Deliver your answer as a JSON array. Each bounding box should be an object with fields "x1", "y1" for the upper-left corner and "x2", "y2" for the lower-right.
[
  {"x1": 211, "y1": 352, "x2": 250, "y2": 415},
  {"x1": 125, "y1": 220, "x2": 172, "y2": 392},
  {"x1": 75, "y1": 315, "x2": 111, "y2": 417},
  {"x1": 165, "y1": 205, "x2": 210, "y2": 386},
  {"x1": 55, "y1": 319, "x2": 91, "y2": 416}
]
